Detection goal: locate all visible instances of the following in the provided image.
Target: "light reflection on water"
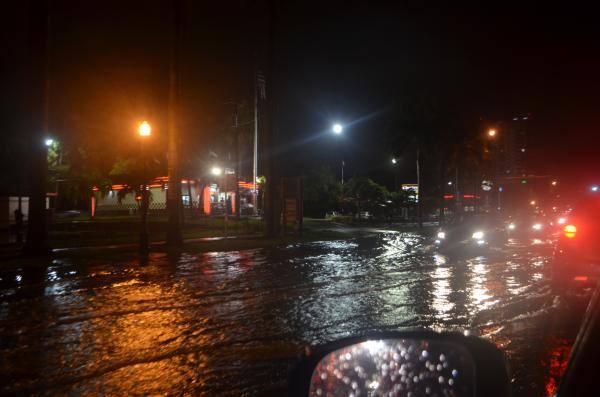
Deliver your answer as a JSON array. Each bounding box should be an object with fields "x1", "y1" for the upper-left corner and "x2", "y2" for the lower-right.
[
  {"x1": 430, "y1": 257, "x2": 454, "y2": 320},
  {"x1": 0, "y1": 231, "x2": 564, "y2": 396},
  {"x1": 466, "y1": 256, "x2": 496, "y2": 312}
]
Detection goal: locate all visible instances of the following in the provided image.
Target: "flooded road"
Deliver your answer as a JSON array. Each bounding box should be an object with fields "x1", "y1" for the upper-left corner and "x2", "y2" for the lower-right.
[{"x1": 0, "y1": 232, "x2": 589, "y2": 396}]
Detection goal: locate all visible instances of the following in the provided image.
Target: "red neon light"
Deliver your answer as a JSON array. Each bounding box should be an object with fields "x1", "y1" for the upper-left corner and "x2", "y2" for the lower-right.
[{"x1": 443, "y1": 194, "x2": 480, "y2": 199}]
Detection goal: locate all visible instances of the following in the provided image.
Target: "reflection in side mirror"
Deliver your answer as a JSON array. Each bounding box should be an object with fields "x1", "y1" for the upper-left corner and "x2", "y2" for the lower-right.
[
  {"x1": 309, "y1": 339, "x2": 474, "y2": 396},
  {"x1": 289, "y1": 331, "x2": 510, "y2": 397}
]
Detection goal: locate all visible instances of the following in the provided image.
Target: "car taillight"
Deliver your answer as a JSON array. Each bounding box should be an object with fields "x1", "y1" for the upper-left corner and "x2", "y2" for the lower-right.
[{"x1": 564, "y1": 224, "x2": 577, "y2": 239}]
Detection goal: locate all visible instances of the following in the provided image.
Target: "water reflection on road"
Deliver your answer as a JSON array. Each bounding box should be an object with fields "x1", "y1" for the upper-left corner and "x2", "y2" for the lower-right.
[{"x1": 0, "y1": 232, "x2": 587, "y2": 395}]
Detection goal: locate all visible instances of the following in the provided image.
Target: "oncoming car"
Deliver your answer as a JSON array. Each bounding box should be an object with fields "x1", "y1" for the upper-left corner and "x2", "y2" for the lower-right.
[
  {"x1": 505, "y1": 215, "x2": 552, "y2": 240},
  {"x1": 435, "y1": 215, "x2": 506, "y2": 252}
]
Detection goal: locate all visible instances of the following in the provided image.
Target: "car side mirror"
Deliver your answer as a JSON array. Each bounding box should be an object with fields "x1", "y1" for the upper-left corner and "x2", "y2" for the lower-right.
[{"x1": 289, "y1": 331, "x2": 510, "y2": 397}]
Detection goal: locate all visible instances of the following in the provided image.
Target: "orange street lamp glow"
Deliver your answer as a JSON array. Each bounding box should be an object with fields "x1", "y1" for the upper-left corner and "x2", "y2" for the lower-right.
[
  {"x1": 138, "y1": 121, "x2": 152, "y2": 137},
  {"x1": 530, "y1": 200, "x2": 536, "y2": 206},
  {"x1": 487, "y1": 129, "x2": 497, "y2": 138}
]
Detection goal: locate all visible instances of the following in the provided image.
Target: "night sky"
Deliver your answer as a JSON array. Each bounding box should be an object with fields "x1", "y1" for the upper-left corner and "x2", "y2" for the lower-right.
[{"x1": 2, "y1": 2, "x2": 599, "y2": 190}]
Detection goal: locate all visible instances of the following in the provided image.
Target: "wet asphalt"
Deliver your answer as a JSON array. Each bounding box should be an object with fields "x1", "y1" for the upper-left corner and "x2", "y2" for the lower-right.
[{"x1": 0, "y1": 231, "x2": 590, "y2": 396}]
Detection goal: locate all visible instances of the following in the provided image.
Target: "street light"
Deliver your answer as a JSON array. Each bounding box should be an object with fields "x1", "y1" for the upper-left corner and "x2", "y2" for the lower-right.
[
  {"x1": 45, "y1": 138, "x2": 54, "y2": 146},
  {"x1": 332, "y1": 123, "x2": 343, "y2": 135},
  {"x1": 390, "y1": 157, "x2": 399, "y2": 191},
  {"x1": 332, "y1": 124, "x2": 345, "y2": 184},
  {"x1": 137, "y1": 121, "x2": 151, "y2": 254},
  {"x1": 551, "y1": 180, "x2": 558, "y2": 186},
  {"x1": 487, "y1": 129, "x2": 497, "y2": 138},
  {"x1": 211, "y1": 166, "x2": 229, "y2": 235},
  {"x1": 138, "y1": 121, "x2": 152, "y2": 137}
]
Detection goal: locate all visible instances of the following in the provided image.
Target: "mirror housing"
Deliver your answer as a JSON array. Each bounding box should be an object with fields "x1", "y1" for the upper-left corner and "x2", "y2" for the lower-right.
[{"x1": 289, "y1": 330, "x2": 511, "y2": 397}]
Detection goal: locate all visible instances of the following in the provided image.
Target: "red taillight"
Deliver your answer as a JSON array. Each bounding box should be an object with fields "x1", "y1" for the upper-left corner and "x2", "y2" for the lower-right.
[{"x1": 564, "y1": 224, "x2": 577, "y2": 239}]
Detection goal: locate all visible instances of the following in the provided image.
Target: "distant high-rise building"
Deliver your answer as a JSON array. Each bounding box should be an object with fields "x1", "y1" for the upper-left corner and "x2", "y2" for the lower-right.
[{"x1": 499, "y1": 115, "x2": 528, "y2": 176}]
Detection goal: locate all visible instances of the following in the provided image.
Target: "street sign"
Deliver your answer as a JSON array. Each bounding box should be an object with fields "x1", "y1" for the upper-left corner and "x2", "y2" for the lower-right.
[
  {"x1": 281, "y1": 177, "x2": 304, "y2": 235},
  {"x1": 285, "y1": 199, "x2": 297, "y2": 221},
  {"x1": 401, "y1": 184, "x2": 419, "y2": 202}
]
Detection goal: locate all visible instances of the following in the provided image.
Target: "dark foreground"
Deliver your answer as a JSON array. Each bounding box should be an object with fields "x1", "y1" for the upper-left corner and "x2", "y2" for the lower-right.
[{"x1": 0, "y1": 232, "x2": 590, "y2": 396}]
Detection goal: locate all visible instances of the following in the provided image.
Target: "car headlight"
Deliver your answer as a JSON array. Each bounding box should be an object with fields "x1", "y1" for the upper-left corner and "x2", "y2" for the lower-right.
[
  {"x1": 508, "y1": 223, "x2": 516, "y2": 230},
  {"x1": 472, "y1": 231, "x2": 484, "y2": 239},
  {"x1": 532, "y1": 223, "x2": 542, "y2": 230},
  {"x1": 437, "y1": 232, "x2": 446, "y2": 239}
]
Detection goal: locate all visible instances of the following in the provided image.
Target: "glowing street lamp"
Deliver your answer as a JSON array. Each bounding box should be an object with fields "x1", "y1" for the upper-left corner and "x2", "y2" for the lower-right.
[
  {"x1": 551, "y1": 180, "x2": 558, "y2": 186},
  {"x1": 138, "y1": 121, "x2": 152, "y2": 137},
  {"x1": 211, "y1": 166, "x2": 223, "y2": 176},
  {"x1": 487, "y1": 129, "x2": 497, "y2": 138},
  {"x1": 331, "y1": 123, "x2": 345, "y2": 183},
  {"x1": 332, "y1": 123, "x2": 343, "y2": 135},
  {"x1": 45, "y1": 138, "x2": 54, "y2": 147},
  {"x1": 391, "y1": 158, "x2": 397, "y2": 165},
  {"x1": 137, "y1": 120, "x2": 153, "y2": 253}
]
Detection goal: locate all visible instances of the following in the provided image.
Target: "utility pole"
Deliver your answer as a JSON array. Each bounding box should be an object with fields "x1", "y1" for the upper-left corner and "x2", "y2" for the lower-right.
[
  {"x1": 223, "y1": 173, "x2": 228, "y2": 237},
  {"x1": 253, "y1": 69, "x2": 260, "y2": 215},
  {"x1": 166, "y1": 0, "x2": 183, "y2": 247},
  {"x1": 455, "y1": 166, "x2": 460, "y2": 215},
  {"x1": 24, "y1": 0, "x2": 50, "y2": 255},
  {"x1": 262, "y1": 2, "x2": 281, "y2": 237},
  {"x1": 416, "y1": 145, "x2": 422, "y2": 228},
  {"x1": 233, "y1": 103, "x2": 241, "y2": 219}
]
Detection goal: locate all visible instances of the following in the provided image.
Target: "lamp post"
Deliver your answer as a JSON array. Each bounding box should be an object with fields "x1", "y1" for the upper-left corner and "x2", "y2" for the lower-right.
[
  {"x1": 486, "y1": 128, "x2": 499, "y2": 211},
  {"x1": 211, "y1": 166, "x2": 228, "y2": 236},
  {"x1": 391, "y1": 157, "x2": 399, "y2": 192},
  {"x1": 138, "y1": 121, "x2": 151, "y2": 253},
  {"x1": 332, "y1": 123, "x2": 344, "y2": 184}
]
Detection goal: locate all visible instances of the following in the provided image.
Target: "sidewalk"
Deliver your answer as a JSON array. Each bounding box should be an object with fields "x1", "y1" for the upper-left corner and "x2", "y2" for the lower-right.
[{"x1": 51, "y1": 233, "x2": 263, "y2": 254}]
